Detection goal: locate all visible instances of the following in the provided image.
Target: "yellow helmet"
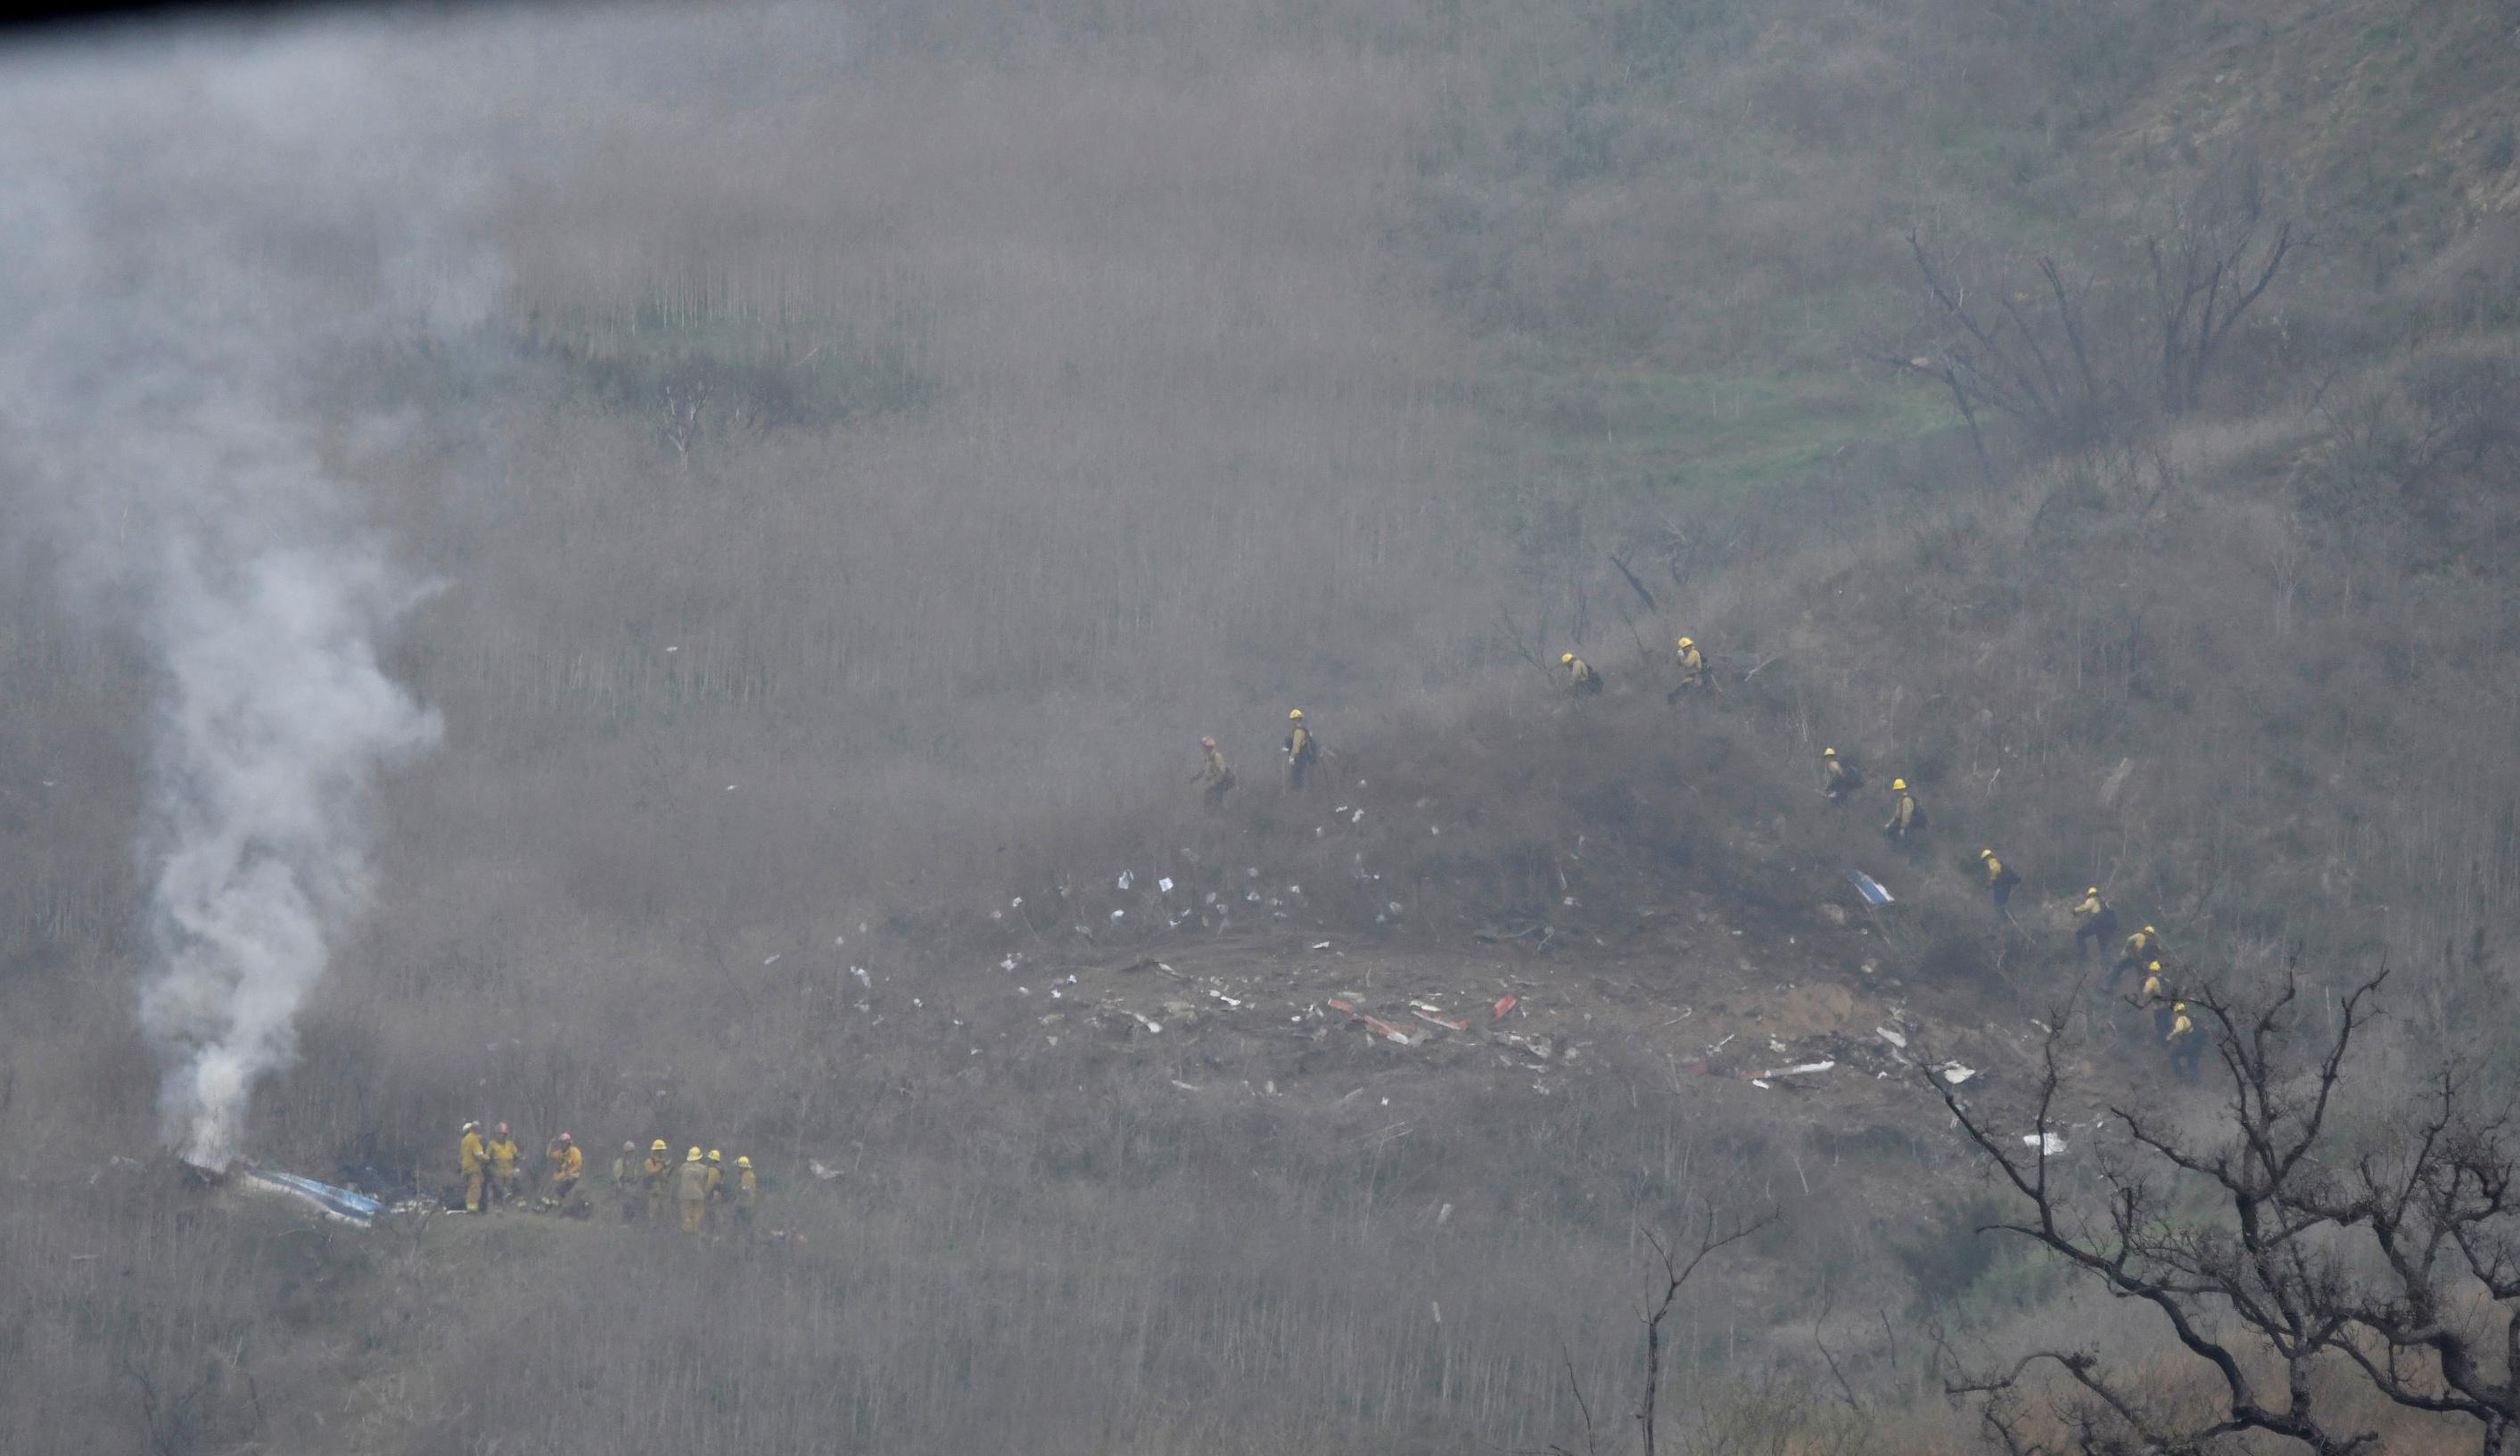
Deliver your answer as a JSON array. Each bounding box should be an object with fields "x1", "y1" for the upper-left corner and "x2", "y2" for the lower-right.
[
  {"x1": 1822, "y1": 747, "x2": 1836, "y2": 757},
  {"x1": 1289, "y1": 709, "x2": 1304, "y2": 720},
  {"x1": 2088, "y1": 887, "x2": 2100, "y2": 897},
  {"x1": 686, "y1": 1147, "x2": 702, "y2": 1161},
  {"x1": 1561, "y1": 652, "x2": 1576, "y2": 664},
  {"x1": 2149, "y1": 960, "x2": 2163, "y2": 972},
  {"x1": 1676, "y1": 637, "x2": 1692, "y2": 648},
  {"x1": 651, "y1": 1139, "x2": 667, "y2": 1152},
  {"x1": 1200, "y1": 736, "x2": 1215, "y2": 747},
  {"x1": 707, "y1": 1148, "x2": 721, "y2": 1162},
  {"x1": 1890, "y1": 777, "x2": 1906, "y2": 791},
  {"x1": 2173, "y1": 1001, "x2": 2188, "y2": 1013},
  {"x1": 2144, "y1": 925, "x2": 2156, "y2": 934},
  {"x1": 737, "y1": 1156, "x2": 752, "y2": 1169},
  {"x1": 1980, "y1": 849, "x2": 1995, "y2": 859}
]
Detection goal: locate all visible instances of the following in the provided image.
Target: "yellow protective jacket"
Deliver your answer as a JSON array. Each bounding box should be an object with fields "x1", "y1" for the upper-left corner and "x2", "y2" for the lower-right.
[
  {"x1": 2123, "y1": 929, "x2": 2158, "y2": 960},
  {"x1": 549, "y1": 1143, "x2": 583, "y2": 1180},
  {"x1": 676, "y1": 1158, "x2": 710, "y2": 1203},
  {"x1": 1567, "y1": 658, "x2": 1599, "y2": 690},
  {"x1": 643, "y1": 1154, "x2": 671, "y2": 1189},
  {"x1": 1984, "y1": 855, "x2": 2017, "y2": 888},
  {"x1": 1676, "y1": 645, "x2": 1703, "y2": 686},
  {"x1": 1885, "y1": 793, "x2": 1916, "y2": 834},
  {"x1": 2168, "y1": 1012, "x2": 2195, "y2": 1042},
  {"x1": 704, "y1": 1164, "x2": 725, "y2": 1202},
  {"x1": 489, "y1": 1139, "x2": 520, "y2": 1176},
  {"x1": 1284, "y1": 725, "x2": 1314, "y2": 764},
  {"x1": 2140, "y1": 973, "x2": 2171, "y2": 1006},
  {"x1": 459, "y1": 1131, "x2": 487, "y2": 1175},
  {"x1": 1198, "y1": 746, "x2": 1229, "y2": 785},
  {"x1": 2072, "y1": 893, "x2": 2107, "y2": 924},
  {"x1": 737, "y1": 1169, "x2": 759, "y2": 1209}
]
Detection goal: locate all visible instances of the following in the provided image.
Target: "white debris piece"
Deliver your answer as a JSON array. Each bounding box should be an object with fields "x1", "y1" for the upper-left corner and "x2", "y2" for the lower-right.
[
  {"x1": 763, "y1": 954, "x2": 780, "y2": 966},
  {"x1": 1157, "y1": 877, "x2": 1174, "y2": 894},
  {"x1": 1170, "y1": 1080, "x2": 1200, "y2": 1092},
  {"x1": 1940, "y1": 1064, "x2": 1979, "y2": 1086},
  {"x1": 1311, "y1": 942, "x2": 1331, "y2": 950},
  {"x1": 1110, "y1": 909, "x2": 1126, "y2": 921},
  {"x1": 1875, "y1": 1025, "x2": 1908, "y2": 1049},
  {"x1": 851, "y1": 966, "x2": 871, "y2": 986},
  {"x1": 808, "y1": 1160, "x2": 843, "y2": 1181},
  {"x1": 1351, "y1": 809, "x2": 1363, "y2": 824},
  {"x1": 1117, "y1": 870, "x2": 1133, "y2": 891},
  {"x1": 2022, "y1": 1132, "x2": 2067, "y2": 1156},
  {"x1": 1758, "y1": 1060, "x2": 1836, "y2": 1078}
]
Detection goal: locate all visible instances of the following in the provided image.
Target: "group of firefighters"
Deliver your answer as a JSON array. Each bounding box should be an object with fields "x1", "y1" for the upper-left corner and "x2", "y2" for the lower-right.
[
  {"x1": 451, "y1": 1122, "x2": 580, "y2": 1214},
  {"x1": 456, "y1": 1124, "x2": 764, "y2": 1238},
  {"x1": 1196, "y1": 633, "x2": 2209, "y2": 1086}
]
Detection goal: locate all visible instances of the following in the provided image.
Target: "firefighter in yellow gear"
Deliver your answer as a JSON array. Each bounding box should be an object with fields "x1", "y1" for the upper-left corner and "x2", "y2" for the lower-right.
[
  {"x1": 1561, "y1": 652, "x2": 1602, "y2": 695},
  {"x1": 2071, "y1": 888, "x2": 2120, "y2": 959},
  {"x1": 546, "y1": 1132, "x2": 583, "y2": 1205},
  {"x1": 1193, "y1": 736, "x2": 1233, "y2": 811},
  {"x1": 2139, "y1": 963, "x2": 2178, "y2": 1041},
  {"x1": 612, "y1": 1141, "x2": 642, "y2": 1222},
  {"x1": 1981, "y1": 850, "x2": 2021, "y2": 922},
  {"x1": 733, "y1": 1155, "x2": 761, "y2": 1244},
  {"x1": 2107, "y1": 925, "x2": 2162, "y2": 992},
  {"x1": 487, "y1": 1123, "x2": 522, "y2": 1210},
  {"x1": 2166, "y1": 1002, "x2": 2203, "y2": 1085},
  {"x1": 1283, "y1": 710, "x2": 1319, "y2": 793},
  {"x1": 1674, "y1": 637, "x2": 1703, "y2": 689},
  {"x1": 458, "y1": 1122, "x2": 488, "y2": 1214},
  {"x1": 1820, "y1": 748, "x2": 1861, "y2": 800},
  {"x1": 676, "y1": 1148, "x2": 709, "y2": 1234},
  {"x1": 643, "y1": 1139, "x2": 672, "y2": 1225},
  {"x1": 1881, "y1": 778, "x2": 1920, "y2": 843},
  {"x1": 704, "y1": 1149, "x2": 727, "y2": 1238}
]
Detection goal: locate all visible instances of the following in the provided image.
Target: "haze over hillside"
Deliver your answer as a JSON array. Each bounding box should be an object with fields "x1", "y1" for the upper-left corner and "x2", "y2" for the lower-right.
[{"x1": 4, "y1": 2, "x2": 2520, "y2": 1452}]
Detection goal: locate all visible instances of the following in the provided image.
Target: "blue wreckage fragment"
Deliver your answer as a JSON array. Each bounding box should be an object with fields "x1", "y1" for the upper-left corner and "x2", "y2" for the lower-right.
[
  {"x1": 1843, "y1": 868, "x2": 1894, "y2": 906},
  {"x1": 236, "y1": 1166, "x2": 384, "y2": 1226}
]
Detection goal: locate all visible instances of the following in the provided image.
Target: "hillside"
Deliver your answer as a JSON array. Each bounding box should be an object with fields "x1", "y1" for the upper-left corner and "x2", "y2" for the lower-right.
[{"x1": 4, "y1": 2, "x2": 2520, "y2": 1453}]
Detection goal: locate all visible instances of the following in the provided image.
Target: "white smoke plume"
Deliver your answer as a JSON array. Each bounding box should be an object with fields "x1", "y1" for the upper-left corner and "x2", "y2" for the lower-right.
[
  {"x1": 0, "y1": 23, "x2": 486, "y2": 1164},
  {"x1": 136, "y1": 531, "x2": 441, "y2": 1168}
]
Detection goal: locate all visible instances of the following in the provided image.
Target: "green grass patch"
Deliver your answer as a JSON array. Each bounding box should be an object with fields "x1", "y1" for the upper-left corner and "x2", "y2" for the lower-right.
[
  {"x1": 529, "y1": 301, "x2": 938, "y2": 431},
  {"x1": 1477, "y1": 356, "x2": 1956, "y2": 519}
]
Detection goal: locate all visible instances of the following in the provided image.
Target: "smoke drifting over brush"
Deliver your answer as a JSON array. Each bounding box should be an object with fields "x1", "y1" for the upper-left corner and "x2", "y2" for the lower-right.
[{"x1": 0, "y1": 28, "x2": 482, "y2": 1164}]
